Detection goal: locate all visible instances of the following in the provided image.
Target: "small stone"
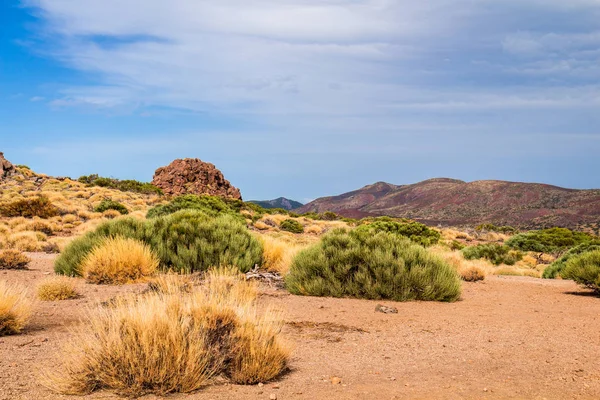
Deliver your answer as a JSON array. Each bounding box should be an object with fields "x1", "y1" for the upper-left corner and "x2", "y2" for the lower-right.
[
  {"x1": 331, "y1": 376, "x2": 342, "y2": 385},
  {"x1": 483, "y1": 388, "x2": 488, "y2": 392},
  {"x1": 272, "y1": 384, "x2": 280, "y2": 389},
  {"x1": 258, "y1": 383, "x2": 264, "y2": 387},
  {"x1": 269, "y1": 394, "x2": 277, "y2": 400},
  {"x1": 375, "y1": 304, "x2": 398, "y2": 314}
]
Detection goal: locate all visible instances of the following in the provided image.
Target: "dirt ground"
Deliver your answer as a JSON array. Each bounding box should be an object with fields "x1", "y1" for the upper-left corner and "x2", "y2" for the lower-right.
[{"x1": 1, "y1": 253, "x2": 600, "y2": 400}]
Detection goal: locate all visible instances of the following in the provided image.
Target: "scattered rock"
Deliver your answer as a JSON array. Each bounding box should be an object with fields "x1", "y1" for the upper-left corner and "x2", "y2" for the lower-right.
[
  {"x1": 269, "y1": 394, "x2": 277, "y2": 400},
  {"x1": 375, "y1": 304, "x2": 398, "y2": 314},
  {"x1": 152, "y1": 158, "x2": 242, "y2": 199},
  {"x1": 0, "y1": 152, "x2": 16, "y2": 180},
  {"x1": 331, "y1": 376, "x2": 342, "y2": 385}
]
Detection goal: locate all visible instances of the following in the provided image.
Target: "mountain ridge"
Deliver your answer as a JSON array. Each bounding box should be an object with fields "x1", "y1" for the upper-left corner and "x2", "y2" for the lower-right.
[{"x1": 296, "y1": 178, "x2": 600, "y2": 229}]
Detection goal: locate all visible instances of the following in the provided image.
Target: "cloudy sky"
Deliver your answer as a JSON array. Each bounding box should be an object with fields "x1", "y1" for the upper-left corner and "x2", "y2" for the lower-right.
[{"x1": 2, "y1": 1, "x2": 600, "y2": 201}]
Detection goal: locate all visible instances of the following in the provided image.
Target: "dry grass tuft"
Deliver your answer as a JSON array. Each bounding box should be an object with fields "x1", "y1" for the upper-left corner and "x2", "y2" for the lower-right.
[
  {"x1": 44, "y1": 269, "x2": 289, "y2": 397},
  {"x1": 0, "y1": 281, "x2": 32, "y2": 336},
  {"x1": 37, "y1": 276, "x2": 80, "y2": 301},
  {"x1": 82, "y1": 237, "x2": 159, "y2": 284},
  {"x1": 146, "y1": 273, "x2": 194, "y2": 294},
  {"x1": 0, "y1": 249, "x2": 31, "y2": 270},
  {"x1": 258, "y1": 235, "x2": 305, "y2": 275},
  {"x1": 460, "y1": 266, "x2": 486, "y2": 282}
]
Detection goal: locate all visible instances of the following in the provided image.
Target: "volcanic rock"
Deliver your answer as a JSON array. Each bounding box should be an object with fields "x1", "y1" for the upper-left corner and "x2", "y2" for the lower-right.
[
  {"x1": 152, "y1": 158, "x2": 242, "y2": 199},
  {"x1": 0, "y1": 152, "x2": 16, "y2": 180}
]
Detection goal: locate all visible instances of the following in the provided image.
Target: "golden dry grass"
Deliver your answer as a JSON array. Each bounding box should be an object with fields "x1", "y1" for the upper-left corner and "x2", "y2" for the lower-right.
[
  {"x1": 0, "y1": 249, "x2": 31, "y2": 269},
  {"x1": 37, "y1": 276, "x2": 80, "y2": 301},
  {"x1": 82, "y1": 237, "x2": 159, "y2": 284},
  {"x1": 258, "y1": 235, "x2": 306, "y2": 275},
  {"x1": 0, "y1": 281, "x2": 32, "y2": 336},
  {"x1": 44, "y1": 269, "x2": 289, "y2": 397}
]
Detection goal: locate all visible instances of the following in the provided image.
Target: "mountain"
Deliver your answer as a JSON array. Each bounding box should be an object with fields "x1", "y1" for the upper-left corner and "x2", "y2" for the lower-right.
[
  {"x1": 249, "y1": 197, "x2": 304, "y2": 211},
  {"x1": 295, "y1": 178, "x2": 600, "y2": 229}
]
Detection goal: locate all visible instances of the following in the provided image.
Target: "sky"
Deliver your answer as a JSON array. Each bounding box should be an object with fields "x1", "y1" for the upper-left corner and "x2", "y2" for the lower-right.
[{"x1": 1, "y1": 1, "x2": 600, "y2": 202}]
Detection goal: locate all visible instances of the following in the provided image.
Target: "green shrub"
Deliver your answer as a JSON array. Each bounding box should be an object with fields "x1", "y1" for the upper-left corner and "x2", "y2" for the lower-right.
[
  {"x1": 147, "y1": 211, "x2": 262, "y2": 273},
  {"x1": 355, "y1": 220, "x2": 441, "y2": 247},
  {"x1": 94, "y1": 199, "x2": 129, "y2": 215},
  {"x1": 449, "y1": 240, "x2": 465, "y2": 251},
  {"x1": 147, "y1": 195, "x2": 240, "y2": 219},
  {"x1": 54, "y1": 217, "x2": 148, "y2": 276},
  {"x1": 279, "y1": 219, "x2": 304, "y2": 234},
  {"x1": 543, "y1": 242, "x2": 600, "y2": 279},
  {"x1": 561, "y1": 250, "x2": 600, "y2": 293},
  {"x1": 54, "y1": 210, "x2": 262, "y2": 276},
  {"x1": 462, "y1": 243, "x2": 523, "y2": 266},
  {"x1": 475, "y1": 223, "x2": 518, "y2": 234},
  {"x1": 78, "y1": 174, "x2": 163, "y2": 195},
  {"x1": 0, "y1": 196, "x2": 60, "y2": 218},
  {"x1": 506, "y1": 228, "x2": 595, "y2": 254},
  {"x1": 285, "y1": 229, "x2": 461, "y2": 302}
]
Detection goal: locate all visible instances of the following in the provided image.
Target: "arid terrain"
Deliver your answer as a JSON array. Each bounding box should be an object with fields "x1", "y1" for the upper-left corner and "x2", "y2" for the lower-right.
[
  {"x1": 2, "y1": 253, "x2": 600, "y2": 400},
  {"x1": 298, "y1": 179, "x2": 600, "y2": 230}
]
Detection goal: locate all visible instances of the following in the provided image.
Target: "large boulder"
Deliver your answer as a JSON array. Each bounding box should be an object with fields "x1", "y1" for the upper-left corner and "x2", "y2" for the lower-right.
[
  {"x1": 0, "y1": 152, "x2": 16, "y2": 180},
  {"x1": 152, "y1": 158, "x2": 242, "y2": 200}
]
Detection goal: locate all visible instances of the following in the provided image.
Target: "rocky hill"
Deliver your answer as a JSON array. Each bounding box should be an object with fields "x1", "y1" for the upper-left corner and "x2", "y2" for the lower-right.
[
  {"x1": 248, "y1": 197, "x2": 303, "y2": 211},
  {"x1": 152, "y1": 158, "x2": 242, "y2": 200},
  {"x1": 296, "y1": 178, "x2": 600, "y2": 229}
]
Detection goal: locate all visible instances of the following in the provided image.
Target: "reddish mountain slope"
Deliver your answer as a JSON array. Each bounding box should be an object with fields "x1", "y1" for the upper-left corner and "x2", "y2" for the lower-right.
[{"x1": 296, "y1": 178, "x2": 600, "y2": 229}]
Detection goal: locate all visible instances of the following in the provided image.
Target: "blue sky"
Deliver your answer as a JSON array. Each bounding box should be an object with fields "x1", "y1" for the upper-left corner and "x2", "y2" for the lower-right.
[{"x1": 1, "y1": 1, "x2": 600, "y2": 202}]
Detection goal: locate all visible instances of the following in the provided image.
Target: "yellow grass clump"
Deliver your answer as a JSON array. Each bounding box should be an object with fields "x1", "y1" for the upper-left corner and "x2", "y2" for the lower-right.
[
  {"x1": 460, "y1": 266, "x2": 486, "y2": 282},
  {"x1": 258, "y1": 234, "x2": 305, "y2": 275},
  {"x1": 0, "y1": 249, "x2": 31, "y2": 269},
  {"x1": 37, "y1": 277, "x2": 80, "y2": 301},
  {"x1": 82, "y1": 237, "x2": 159, "y2": 284},
  {"x1": 0, "y1": 281, "x2": 32, "y2": 336},
  {"x1": 44, "y1": 269, "x2": 289, "y2": 397}
]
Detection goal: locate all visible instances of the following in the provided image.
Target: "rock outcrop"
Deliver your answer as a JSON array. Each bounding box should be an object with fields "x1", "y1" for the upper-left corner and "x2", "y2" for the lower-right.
[
  {"x1": 0, "y1": 152, "x2": 16, "y2": 180},
  {"x1": 152, "y1": 158, "x2": 242, "y2": 200}
]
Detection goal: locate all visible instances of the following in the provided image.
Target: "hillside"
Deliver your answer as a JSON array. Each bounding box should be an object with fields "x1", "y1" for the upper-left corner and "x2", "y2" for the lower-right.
[
  {"x1": 249, "y1": 197, "x2": 303, "y2": 211},
  {"x1": 296, "y1": 178, "x2": 600, "y2": 229}
]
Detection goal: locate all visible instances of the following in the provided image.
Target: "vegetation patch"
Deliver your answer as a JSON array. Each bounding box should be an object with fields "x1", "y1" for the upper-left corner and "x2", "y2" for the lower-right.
[
  {"x1": 0, "y1": 196, "x2": 60, "y2": 219},
  {"x1": 279, "y1": 219, "x2": 304, "y2": 234},
  {"x1": 44, "y1": 270, "x2": 288, "y2": 397},
  {"x1": 285, "y1": 229, "x2": 461, "y2": 302},
  {"x1": 55, "y1": 210, "x2": 262, "y2": 276},
  {"x1": 506, "y1": 228, "x2": 595, "y2": 255},
  {"x1": 78, "y1": 174, "x2": 163, "y2": 195},
  {"x1": 462, "y1": 243, "x2": 523, "y2": 266},
  {"x1": 82, "y1": 237, "x2": 159, "y2": 284},
  {"x1": 37, "y1": 277, "x2": 80, "y2": 301},
  {"x1": 460, "y1": 266, "x2": 486, "y2": 282},
  {"x1": 0, "y1": 249, "x2": 31, "y2": 270},
  {"x1": 475, "y1": 223, "x2": 518, "y2": 234},
  {"x1": 561, "y1": 250, "x2": 600, "y2": 293},
  {"x1": 0, "y1": 281, "x2": 32, "y2": 336},
  {"x1": 355, "y1": 219, "x2": 441, "y2": 247},
  {"x1": 543, "y1": 242, "x2": 600, "y2": 279},
  {"x1": 93, "y1": 199, "x2": 129, "y2": 215}
]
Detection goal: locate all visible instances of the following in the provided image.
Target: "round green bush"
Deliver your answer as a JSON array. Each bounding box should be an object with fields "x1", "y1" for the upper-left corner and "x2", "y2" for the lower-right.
[
  {"x1": 355, "y1": 220, "x2": 441, "y2": 247},
  {"x1": 461, "y1": 243, "x2": 523, "y2": 266},
  {"x1": 55, "y1": 210, "x2": 262, "y2": 276},
  {"x1": 148, "y1": 210, "x2": 262, "y2": 273},
  {"x1": 561, "y1": 250, "x2": 600, "y2": 293},
  {"x1": 285, "y1": 229, "x2": 461, "y2": 302},
  {"x1": 543, "y1": 242, "x2": 600, "y2": 279},
  {"x1": 94, "y1": 199, "x2": 129, "y2": 215},
  {"x1": 506, "y1": 228, "x2": 594, "y2": 254},
  {"x1": 279, "y1": 219, "x2": 304, "y2": 234},
  {"x1": 54, "y1": 217, "x2": 147, "y2": 276}
]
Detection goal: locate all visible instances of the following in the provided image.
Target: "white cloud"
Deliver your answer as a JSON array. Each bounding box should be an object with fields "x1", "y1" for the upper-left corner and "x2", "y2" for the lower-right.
[{"x1": 20, "y1": 0, "x2": 600, "y2": 126}]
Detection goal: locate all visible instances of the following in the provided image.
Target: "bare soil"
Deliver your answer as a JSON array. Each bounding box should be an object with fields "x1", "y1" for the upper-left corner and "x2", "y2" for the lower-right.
[{"x1": 1, "y1": 253, "x2": 600, "y2": 400}]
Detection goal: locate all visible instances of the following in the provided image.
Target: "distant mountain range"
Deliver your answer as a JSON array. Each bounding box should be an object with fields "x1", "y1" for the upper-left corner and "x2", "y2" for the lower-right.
[
  {"x1": 249, "y1": 197, "x2": 303, "y2": 211},
  {"x1": 295, "y1": 178, "x2": 600, "y2": 229}
]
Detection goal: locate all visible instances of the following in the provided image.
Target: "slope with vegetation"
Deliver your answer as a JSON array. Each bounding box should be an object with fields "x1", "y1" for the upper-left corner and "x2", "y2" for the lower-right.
[{"x1": 298, "y1": 178, "x2": 600, "y2": 229}]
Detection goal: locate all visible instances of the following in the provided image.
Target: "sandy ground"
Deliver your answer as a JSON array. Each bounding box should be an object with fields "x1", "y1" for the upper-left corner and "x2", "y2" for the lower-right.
[{"x1": 1, "y1": 253, "x2": 600, "y2": 400}]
